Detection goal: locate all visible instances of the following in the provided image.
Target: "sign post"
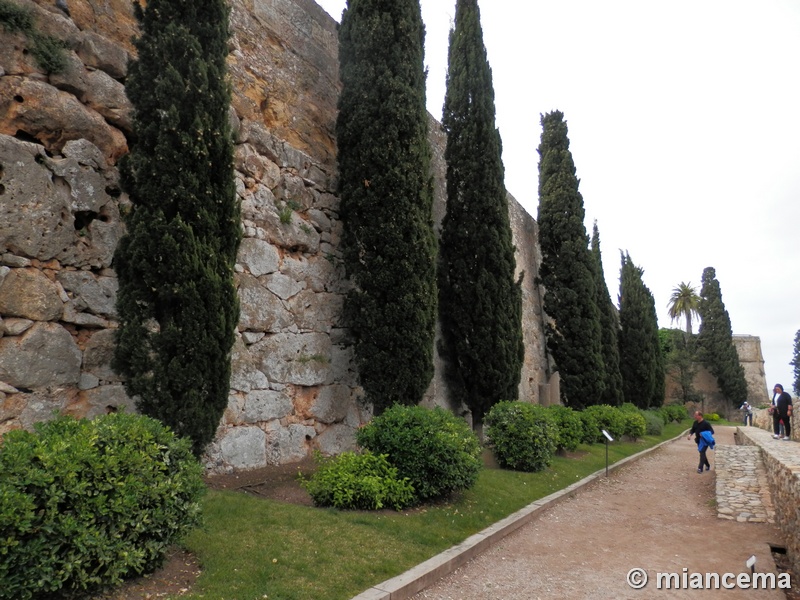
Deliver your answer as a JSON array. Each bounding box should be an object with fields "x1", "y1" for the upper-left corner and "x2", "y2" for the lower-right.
[{"x1": 602, "y1": 429, "x2": 614, "y2": 477}]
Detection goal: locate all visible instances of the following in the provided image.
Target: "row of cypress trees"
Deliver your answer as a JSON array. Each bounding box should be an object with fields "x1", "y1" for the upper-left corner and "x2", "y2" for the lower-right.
[
  {"x1": 537, "y1": 111, "x2": 748, "y2": 409},
  {"x1": 536, "y1": 112, "x2": 665, "y2": 409},
  {"x1": 336, "y1": 0, "x2": 523, "y2": 423},
  {"x1": 114, "y1": 0, "x2": 748, "y2": 454}
]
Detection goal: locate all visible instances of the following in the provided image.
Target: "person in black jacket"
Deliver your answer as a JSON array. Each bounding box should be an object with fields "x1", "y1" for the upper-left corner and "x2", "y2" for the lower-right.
[
  {"x1": 687, "y1": 411, "x2": 714, "y2": 473},
  {"x1": 771, "y1": 384, "x2": 793, "y2": 440}
]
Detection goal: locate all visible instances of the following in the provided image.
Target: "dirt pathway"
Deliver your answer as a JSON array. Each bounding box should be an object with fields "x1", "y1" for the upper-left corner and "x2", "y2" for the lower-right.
[{"x1": 411, "y1": 426, "x2": 788, "y2": 599}]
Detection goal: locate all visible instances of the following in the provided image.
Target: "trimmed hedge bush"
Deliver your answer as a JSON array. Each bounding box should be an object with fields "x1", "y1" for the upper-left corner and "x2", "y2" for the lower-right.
[
  {"x1": 0, "y1": 413, "x2": 204, "y2": 600},
  {"x1": 578, "y1": 409, "x2": 600, "y2": 444},
  {"x1": 621, "y1": 411, "x2": 647, "y2": 440},
  {"x1": 356, "y1": 405, "x2": 482, "y2": 502},
  {"x1": 547, "y1": 405, "x2": 584, "y2": 452},
  {"x1": 485, "y1": 401, "x2": 557, "y2": 472},
  {"x1": 582, "y1": 404, "x2": 626, "y2": 442},
  {"x1": 659, "y1": 403, "x2": 687, "y2": 423},
  {"x1": 300, "y1": 451, "x2": 415, "y2": 510}
]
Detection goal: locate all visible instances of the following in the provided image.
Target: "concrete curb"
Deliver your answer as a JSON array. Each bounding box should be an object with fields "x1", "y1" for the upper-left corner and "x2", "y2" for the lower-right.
[{"x1": 351, "y1": 431, "x2": 686, "y2": 600}]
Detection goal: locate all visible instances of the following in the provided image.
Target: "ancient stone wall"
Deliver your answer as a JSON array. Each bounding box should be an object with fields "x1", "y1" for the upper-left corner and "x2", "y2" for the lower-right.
[
  {"x1": 664, "y1": 335, "x2": 769, "y2": 416},
  {"x1": 737, "y1": 425, "x2": 800, "y2": 577},
  {"x1": 0, "y1": 0, "x2": 550, "y2": 472}
]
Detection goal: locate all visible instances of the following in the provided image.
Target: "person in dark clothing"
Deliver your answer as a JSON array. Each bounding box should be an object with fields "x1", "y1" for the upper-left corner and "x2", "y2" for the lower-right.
[
  {"x1": 687, "y1": 411, "x2": 714, "y2": 473},
  {"x1": 740, "y1": 401, "x2": 753, "y2": 426},
  {"x1": 771, "y1": 384, "x2": 793, "y2": 440}
]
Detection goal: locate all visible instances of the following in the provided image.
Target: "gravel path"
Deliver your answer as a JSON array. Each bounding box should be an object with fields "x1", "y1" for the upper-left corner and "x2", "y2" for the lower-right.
[{"x1": 411, "y1": 427, "x2": 788, "y2": 599}]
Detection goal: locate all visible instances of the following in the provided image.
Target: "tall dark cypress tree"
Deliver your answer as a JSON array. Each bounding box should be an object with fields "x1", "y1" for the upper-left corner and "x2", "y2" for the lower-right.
[
  {"x1": 590, "y1": 223, "x2": 623, "y2": 406},
  {"x1": 790, "y1": 329, "x2": 800, "y2": 396},
  {"x1": 113, "y1": 0, "x2": 240, "y2": 455},
  {"x1": 336, "y1": 0, "x2": 437, "y2": 412},
  {"x1": 536, "y1": 111, "x2": 604, "y2": 408},
  {"x1": 618, "y1": 252, "x2": 664, "y2": 408},
  {"x1": 696, "y1": 267, "x2": 748, "y2": 405},
  {"x1": 438, "y1": 0, "x2": 523, "y2": 424}
]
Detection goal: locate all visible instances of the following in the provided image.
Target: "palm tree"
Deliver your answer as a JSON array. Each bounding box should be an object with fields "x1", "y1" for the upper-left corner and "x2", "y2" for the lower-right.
[{"x1": 667, "y1": 282, "x2": 700, "y2": 335}]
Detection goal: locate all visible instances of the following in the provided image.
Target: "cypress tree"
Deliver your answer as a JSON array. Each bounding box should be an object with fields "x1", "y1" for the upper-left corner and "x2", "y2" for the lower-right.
[
  {"x1": 791, "y1": 329, "x2": 800, "y2": 396},
  {"x1": 536, "y1": 111, "x2": 604, "y2": 408},
  {"x1": 113, "y1": 0, "x2": 240, "y2": 455},
  {"x1": 438, "y1": 0, "x2": 523, "y2": 424},
  {"x1": 696, "y1": 267, "x2": 748, "y2": 405},
  {"x1": 336, "y1": 0, "x2": 437, "y2": 411},
  {"x1": 590, "y1": 223, "x2": 623, "y2": 406},
  {"x1": 618, "y1": 252, "x2": 664, "y2": 408}
]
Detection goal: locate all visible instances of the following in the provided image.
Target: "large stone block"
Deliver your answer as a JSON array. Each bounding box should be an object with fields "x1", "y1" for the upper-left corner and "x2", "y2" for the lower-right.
[
  {"x1": 220, "y1": 425, "x2": 267, "y2": 471},
  {"x1": 0, "y1": 77, "x2": 127, "y2": 162},
  {"x1": 307, "y1": 384, "x2": 350, "y2": 424},
  {"x1": 251, "y1": 332, "x2": 333, "y2": 386},
  {"x1": 281, "y1": 254, "x2": 345, "y2": 293},
  {"x1": 0, "y1": 135, "x2": 123, "y2": 268},
  {"x1": 287, "y1": 289, "x2": 343, "y2": 333},
  {"x1": 229, "y1": 337, "x2": 270, "y2": 392},
  {"x1": 0, "y1": 268, "x2": 63, "y2": 321},
  {"x1": 57, "y1": 271, "x2": 118, "y2": 317},
  {"x1": 79, "y1": 384, "x2": 135, "y2": 419},
  {"x1": 236, "y1": 273, "x2": 294, "y2": 332},
  {"x1": 238, "y1": 237, "x2": 280, "y2": 277},
  {"x1": 264, "y1": 421, "x2": 316, "y2": 465},
  {"x1": 242, "y1": 389, "x2": 293, "y2": 423},
  {"x1": 315, "y1": 422, "x2": 358, "y2": 456},
  {"x1": 0, "y1": 322, "x2": 82, "y2": 389}
]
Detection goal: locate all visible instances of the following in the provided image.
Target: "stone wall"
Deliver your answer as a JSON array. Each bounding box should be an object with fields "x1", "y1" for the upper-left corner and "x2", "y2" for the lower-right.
[
  {"x1": 664, "y1": 335, "x2": 769, "y2": 417},
  {"x1": 0, "y1": 0, "x2": 551, "y2": 472},
  {"x1": 736, "y1": 426, "x2": 800, "y2": 577}
]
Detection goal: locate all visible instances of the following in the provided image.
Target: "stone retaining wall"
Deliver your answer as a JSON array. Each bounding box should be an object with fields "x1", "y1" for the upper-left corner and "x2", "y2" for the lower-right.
[
  {"x1": 736, "y1": 426, "x2": 800, "y2": 577},
  {"x1": 751, "y1": 408, "x2": 797, "y2": 441}
]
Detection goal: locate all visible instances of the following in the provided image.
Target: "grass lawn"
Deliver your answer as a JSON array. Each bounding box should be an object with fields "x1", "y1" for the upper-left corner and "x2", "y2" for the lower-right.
[{"x1": 179, "y1": 421, "x2": 688, "y2": 600}]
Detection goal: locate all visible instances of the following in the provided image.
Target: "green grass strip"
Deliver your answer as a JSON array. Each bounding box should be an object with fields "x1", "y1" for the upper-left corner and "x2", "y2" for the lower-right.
[{"x1": 179, "y1": 421, "x2": 688, "y2": 600}]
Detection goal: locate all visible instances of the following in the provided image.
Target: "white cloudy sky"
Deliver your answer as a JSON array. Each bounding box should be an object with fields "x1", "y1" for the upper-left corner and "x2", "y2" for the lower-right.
[{"x1": 315, "y1": 0, "x2": 800, "y2": 399}]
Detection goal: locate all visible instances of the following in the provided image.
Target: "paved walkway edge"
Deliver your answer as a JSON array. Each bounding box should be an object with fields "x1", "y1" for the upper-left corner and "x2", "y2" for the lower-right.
[{"x1": 350, "y1": 432, "x2": 686, "y2": 600}]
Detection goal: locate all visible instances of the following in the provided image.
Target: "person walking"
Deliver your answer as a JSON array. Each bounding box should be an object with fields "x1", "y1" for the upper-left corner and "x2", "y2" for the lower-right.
[
  {"x1": 740, "y1": 401, "x2": 753, "y2": 426},
  {"x1": 687, "y1": 411, "x2": 714, "y2": 473},
  {"x1": 771, "y1": 384, "x2": 793, "y2": 440}
]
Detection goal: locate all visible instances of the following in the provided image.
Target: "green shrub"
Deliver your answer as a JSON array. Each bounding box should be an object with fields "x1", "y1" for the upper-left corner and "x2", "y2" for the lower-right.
[
  {"x1": 0, "y1": 0, "x2": 33, "y2": 32},
  {"x1": 706, "y1": 413, "x2": 721, "y2": 422},
  {"x1": 660, "y1": 403, "x2": 687, "y2": 423},
  {"x1": 0, "y1": 413, "x2": 205, "y2": 600},
  {"x1": 356, "y1": 405, "x2": 481, "y2": 502},
  {"x1": 619, "y1": 402, "x2": 640, "y2": 413},
  {"x1": 299, "y1": 451, "x2": 415, "y2": 510},
  {"x1": 622, "y1": 411, "x2": 647, "y2": 440},
  {"x1": 642, "y1": 410, "x2": 664, "y2": 435},
  {"x1": 547, "y1": 405, "x2": 584, "y2": 452},
  {"x1": 578, "y1": 409, "x2": 600, "y2": 444},
  {"x1": 0, "y1": 0, "x2": 67, "y2": 73},
  {"x1": 484, "y1": 401, "x2": 557, "y2": 472},
  {"x1": 583, "y1": 405, "x2": 626, "y2": 442}
]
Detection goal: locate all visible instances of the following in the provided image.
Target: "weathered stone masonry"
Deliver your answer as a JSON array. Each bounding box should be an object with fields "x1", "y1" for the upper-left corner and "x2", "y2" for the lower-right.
[
  {"x1": 1, "y1": 0, "x2": 766, "y2": 473},
  {"x1": 0, "y1": 0, "x2": 551, "y2": 473}
]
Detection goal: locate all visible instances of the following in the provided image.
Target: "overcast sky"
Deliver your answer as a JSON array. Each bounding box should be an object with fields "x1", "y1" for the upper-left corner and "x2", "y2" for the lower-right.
[{"x1": 316, "y1": 0, "x2": 800, "y2": 399}]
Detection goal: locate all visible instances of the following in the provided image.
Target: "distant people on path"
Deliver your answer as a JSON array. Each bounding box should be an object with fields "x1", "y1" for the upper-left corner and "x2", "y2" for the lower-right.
[
  {"x1": 739, "y1": 401, "x2": 753, "y2": 426},
  {"x1": 770, "y1": 384, "x2": 793, "y2": 440},
  {"x1": 687, "y1": 411, "x2": 715, "y2": 473}
]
